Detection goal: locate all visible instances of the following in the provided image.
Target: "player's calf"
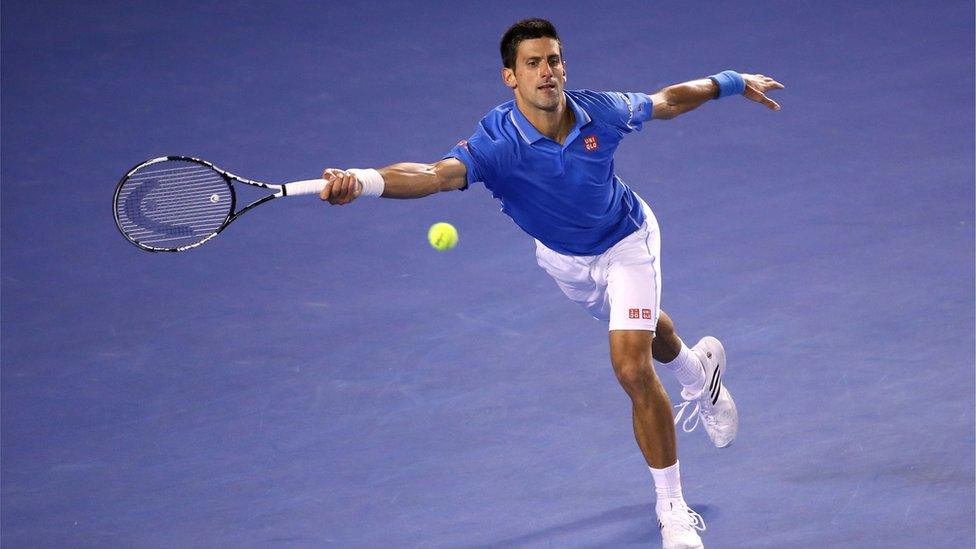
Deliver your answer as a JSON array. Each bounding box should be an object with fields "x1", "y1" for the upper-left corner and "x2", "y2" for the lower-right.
[{"x1": 651, "y1": 310, "x2": 682, "y2": 363}]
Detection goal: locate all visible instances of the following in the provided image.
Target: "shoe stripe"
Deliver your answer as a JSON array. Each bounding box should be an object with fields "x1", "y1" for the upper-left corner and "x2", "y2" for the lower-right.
[
  {"x1": 708, "y1": 363, "x2": 720, "y2": 392},
  {"x1": 710, "y1": 369, "x2": 722, "y2": 405}
]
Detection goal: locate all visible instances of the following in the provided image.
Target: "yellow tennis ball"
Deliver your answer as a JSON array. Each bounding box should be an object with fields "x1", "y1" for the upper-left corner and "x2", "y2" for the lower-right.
[{"x1": 428, "y1": 222, "x2": 458, "y2": 251}]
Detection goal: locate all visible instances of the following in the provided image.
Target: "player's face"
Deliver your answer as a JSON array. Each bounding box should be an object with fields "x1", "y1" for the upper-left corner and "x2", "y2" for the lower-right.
[{"x1": 503, "y1": 38, "x2": 566, "y2": 112}]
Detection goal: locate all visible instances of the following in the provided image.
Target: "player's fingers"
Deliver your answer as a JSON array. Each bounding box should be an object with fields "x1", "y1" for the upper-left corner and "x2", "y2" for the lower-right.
[
  {"x1": 330, "y1": 172, "x2": 349, "y2": 197},
  {"x1": 331, "y1": 174, "x2": 345, "y2": 196},
  {"x1": 330, "y1": 184, "x2": 346, "y2": 204},
  {"x1": 326, "y1": 173, "x2": 349, "y2": 203},
  {"x1": 339, "y1": 173, "x2": 356, "y2": 197},
  {"x1": 760, "y1": 93, "x2": 781, "y2": 111},
  {"x1": 337, "y1": 176, "x2": 356, "y2": 204},
  {"x1": 319, "y1": 180, "x2": 333, "y2": 201},
  {"x1": 318, "y1": 169, "x2": 359, "y2": 204},
  {"x1": 760, "y1": 76, "x2": 784, "y2": 90}
]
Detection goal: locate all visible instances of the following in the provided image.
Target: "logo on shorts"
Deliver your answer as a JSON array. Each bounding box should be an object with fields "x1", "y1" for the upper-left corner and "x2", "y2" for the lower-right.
[
  {"x1": 629, "y1": 308, "x2": 640, "y2": 319},
  {"x1": 642, "y1": 309, "x2": 653, "y2": 319},
  {"x1": 583, "y1": 135, "x2": 599, "y2": 152},
  {"x1": 456, "y1": 139, "x2": 468, "y2": 148}
]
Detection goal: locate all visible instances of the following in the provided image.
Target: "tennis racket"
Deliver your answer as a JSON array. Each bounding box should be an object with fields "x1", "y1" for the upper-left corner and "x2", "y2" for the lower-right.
[{"x1": 114, "y1": 155, "x2": 328, "y2": 252}]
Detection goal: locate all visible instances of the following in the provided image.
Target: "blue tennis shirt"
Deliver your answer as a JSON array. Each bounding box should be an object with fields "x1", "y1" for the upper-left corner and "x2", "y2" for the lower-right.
[{"x1": 446, "y1": 89, "x2": 654, "y2": 255}]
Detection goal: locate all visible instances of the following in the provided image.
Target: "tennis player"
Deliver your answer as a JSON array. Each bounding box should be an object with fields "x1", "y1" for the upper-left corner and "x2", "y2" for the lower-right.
[{"x1": 320, "y1": 18, "x2": 783, "y2": 549}]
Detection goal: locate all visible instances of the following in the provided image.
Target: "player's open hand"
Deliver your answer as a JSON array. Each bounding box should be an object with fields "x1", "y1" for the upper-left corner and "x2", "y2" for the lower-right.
[
  {"x1": 320, "y1": 168, "x2": 361, "y2": 205},
  {"x1": 741, "y1": 73, "x2": 785, "y2": 111}
]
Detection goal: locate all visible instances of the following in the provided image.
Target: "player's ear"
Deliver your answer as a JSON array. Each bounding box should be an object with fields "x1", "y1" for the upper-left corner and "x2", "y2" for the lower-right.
[{"x1": 502, "y1": 67, "x2": 517, "y2": 89}]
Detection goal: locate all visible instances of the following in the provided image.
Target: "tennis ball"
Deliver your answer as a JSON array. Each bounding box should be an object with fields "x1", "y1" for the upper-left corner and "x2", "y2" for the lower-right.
[{"x1": 428, "y1": 222, "x2": 458, "y2": 251}]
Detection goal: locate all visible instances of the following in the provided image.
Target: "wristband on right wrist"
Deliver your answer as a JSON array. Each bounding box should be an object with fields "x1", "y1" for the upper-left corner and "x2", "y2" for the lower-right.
[
  {"x1": 347, "y1": 168, "x2": 385, "y2": 197},
  {"x1": 708, "y1": 70, "x2": 745, "y2": 98}
]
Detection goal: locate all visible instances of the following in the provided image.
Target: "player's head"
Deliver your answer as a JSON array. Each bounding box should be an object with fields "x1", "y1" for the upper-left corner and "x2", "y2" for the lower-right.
[
  {"x1": 500, "y1": 18, "x2": 562, "y2": 70},
  {"x1": 500, "y1": 18, "x2": 567, "y2": 112}
]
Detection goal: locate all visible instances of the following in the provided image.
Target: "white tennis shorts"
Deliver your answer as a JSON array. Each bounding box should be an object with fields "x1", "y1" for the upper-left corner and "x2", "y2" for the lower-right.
[{"x1": 535, "y1": 200, "x2": 662, "y2": 331}]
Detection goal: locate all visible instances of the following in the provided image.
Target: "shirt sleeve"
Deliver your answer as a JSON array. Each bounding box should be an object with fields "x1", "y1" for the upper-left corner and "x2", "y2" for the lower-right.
[
  {"x1": 442, "y1": 121, "x2": 498, "y2": 190},
  {"x1": 611, "y1": 91, "x2": 654, "y2": 133}
]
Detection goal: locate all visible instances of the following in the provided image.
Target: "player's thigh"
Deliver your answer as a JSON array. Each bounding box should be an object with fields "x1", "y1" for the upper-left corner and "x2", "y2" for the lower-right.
[{"x1": 605, "y1": 222, "x2": 662, "y2": 331}]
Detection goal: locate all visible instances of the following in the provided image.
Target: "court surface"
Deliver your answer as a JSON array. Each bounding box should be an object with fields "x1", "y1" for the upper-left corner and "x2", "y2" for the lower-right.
[{"x1": 2, "y1": 1, "x2": 974, "y2": 547}]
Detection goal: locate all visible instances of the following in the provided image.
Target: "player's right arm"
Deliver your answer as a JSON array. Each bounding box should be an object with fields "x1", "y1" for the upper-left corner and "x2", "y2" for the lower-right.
[{"x1": 319, "y1": 157, "x2": 467, "y2": 205}]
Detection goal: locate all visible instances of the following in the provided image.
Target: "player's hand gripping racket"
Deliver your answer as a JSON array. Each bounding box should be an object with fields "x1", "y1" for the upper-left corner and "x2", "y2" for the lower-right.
[{"x1": 114, "y1": 156, "x2": 327, "y2": 252}]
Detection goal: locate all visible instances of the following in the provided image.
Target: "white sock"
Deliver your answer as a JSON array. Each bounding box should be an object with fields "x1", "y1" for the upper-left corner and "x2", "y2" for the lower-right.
[
  {"x1": 662, "y1": 341, "x2": 706, "y2": 399},
  {"x1": 650, "y1": 461, "x2": 684, "y2": 513}
]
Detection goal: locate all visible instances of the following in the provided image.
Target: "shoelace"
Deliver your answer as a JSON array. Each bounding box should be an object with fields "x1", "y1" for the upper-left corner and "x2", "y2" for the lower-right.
[
  {"x1": 673, "y1": 400, "x2": 700, "y2": 433},
  {"x1": 673, "y1": 400, "x2": 716, "y2": 433},
  {"x1": 659, "y1": 504, "x2": 707, "y2": 533}
]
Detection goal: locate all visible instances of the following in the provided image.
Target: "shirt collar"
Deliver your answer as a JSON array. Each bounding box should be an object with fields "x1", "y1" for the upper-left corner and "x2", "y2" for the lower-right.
[{"x1": 510, "y1": 92, "x2": 592, "y2": 146}]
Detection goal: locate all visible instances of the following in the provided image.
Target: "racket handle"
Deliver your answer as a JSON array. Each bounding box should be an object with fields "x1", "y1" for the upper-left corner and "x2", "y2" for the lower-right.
[{"x1": 282, "y1": 179, "x2": 327, "y2": 196}]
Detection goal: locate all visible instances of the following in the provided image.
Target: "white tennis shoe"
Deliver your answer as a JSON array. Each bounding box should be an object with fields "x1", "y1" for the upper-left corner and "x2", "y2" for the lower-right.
[
  {"x1": 673, "y1": 336, "x2": 738, "y2": 448},
  {"x1": 657, "y1": 500, "x2": 705, "y2": 549}
]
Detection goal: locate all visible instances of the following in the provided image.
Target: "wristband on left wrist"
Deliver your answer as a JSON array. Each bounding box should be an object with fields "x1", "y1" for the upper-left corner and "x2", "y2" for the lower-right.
[{"x1": 708, "y1": 70, "x2": 745, "y2": 98}]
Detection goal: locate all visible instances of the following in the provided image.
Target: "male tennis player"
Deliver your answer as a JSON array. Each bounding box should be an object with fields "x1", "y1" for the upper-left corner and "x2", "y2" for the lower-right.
[{"x1": 319, "y1": 19, "x2": 783, "y2": 549}]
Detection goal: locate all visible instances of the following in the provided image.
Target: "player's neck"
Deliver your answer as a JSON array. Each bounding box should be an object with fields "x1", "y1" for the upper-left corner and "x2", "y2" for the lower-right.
[{"x1": 515, "y1": 96, "x2": 575, "y2": 144}]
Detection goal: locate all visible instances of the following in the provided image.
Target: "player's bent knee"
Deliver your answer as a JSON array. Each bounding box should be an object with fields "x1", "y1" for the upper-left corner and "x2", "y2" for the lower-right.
[
  {"x1": 608, "y1": 329, "x2": 656, "y2": 394},
  {"x1": 656, "y1": 310, "x2": 675, "y2": 338},
  {"x1": 611, "y1": 359, "x2": 656, "y2": 395}
]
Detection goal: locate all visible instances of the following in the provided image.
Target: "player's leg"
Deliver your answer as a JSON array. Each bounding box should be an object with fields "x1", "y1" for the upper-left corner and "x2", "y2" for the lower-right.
[
  {"x1": 653, "y1": 310, "x2": 706, "y2": 399},
  {"x1": 651, "y1": 310, "x2": 681, "y2": 361},
  {"x1": 609, "y1": 329, "x2": 676, "y2": 467},
  {"x1": 607, "y1": 330, "x2": 703, "y2": 548},
  {"x1": 631, "y1": 200, "x2": 738, "y2": 449},
  {"x1": 652, "y1": 307, "x2": 739, "y2": 448},
  {"x1": 603, "y1": 232, "x2": 705, "y2": 548},
  {"x1": 536, "y1": 236, "x2": 705, "y2": 548}
]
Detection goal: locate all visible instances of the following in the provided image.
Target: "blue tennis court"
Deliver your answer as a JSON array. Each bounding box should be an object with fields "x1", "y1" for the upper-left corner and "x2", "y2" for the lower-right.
[{"x1": 2, "y1": 1, "x2": 973, "y2": 546}]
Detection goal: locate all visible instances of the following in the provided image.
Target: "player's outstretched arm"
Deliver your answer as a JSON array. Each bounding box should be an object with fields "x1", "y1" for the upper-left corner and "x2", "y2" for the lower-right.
[
  {"x1": 319, "y1": 157, "x2": 467, "y2": 205},
  {"x1": 650, "y1": 72, "x2": 785, "y2": 120}
]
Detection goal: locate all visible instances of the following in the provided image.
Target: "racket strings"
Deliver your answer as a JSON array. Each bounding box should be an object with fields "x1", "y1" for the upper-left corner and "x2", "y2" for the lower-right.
[{"x1": 115, "y1": 160, "x2": 233, "y2": 250}]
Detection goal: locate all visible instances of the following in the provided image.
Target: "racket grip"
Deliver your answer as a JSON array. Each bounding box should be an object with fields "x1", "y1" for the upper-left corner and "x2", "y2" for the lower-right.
[{"x1": 283, "y1": 179, "x2": 327, "y2": 196}]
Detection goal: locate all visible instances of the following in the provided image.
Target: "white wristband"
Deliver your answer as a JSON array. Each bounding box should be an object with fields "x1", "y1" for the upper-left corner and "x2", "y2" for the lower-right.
[{"x1": 347, "y1": 168, "x2": 385, "y2": 197}]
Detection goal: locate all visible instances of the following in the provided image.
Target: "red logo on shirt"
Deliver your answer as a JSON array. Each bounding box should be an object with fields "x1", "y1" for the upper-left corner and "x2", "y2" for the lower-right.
[
  {"x1": 642, "y1": 309, "x2": 653, "y2": 319},
  {"x1": 583, "y1": 135, "x2": 598, "y2": 152},
  {"x1": 629, "y1": 308, "x2": 640, "y2": 319}
]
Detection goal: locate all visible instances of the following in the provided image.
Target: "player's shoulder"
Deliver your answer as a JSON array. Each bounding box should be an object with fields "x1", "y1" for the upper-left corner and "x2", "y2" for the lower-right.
[
  {"x1": 567, "y1": 89, "x2": 629, "y2": 108},
  {"x1": 474, "y1": 100, "x2": 516, "y2": 138},
  {"x1": 568, "y1": 89, "x2": 653, "y2": 132},
  {"x1": 464, "y1": 100, "x2": 521, "y2": 155},
  {"x1": 568, "y1": 89, "x2": 631, "y2": 118}
]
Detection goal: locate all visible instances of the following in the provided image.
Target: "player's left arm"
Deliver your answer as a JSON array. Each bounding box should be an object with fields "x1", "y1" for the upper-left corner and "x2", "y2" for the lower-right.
[{"x1": 649, "y1": 73, "x2": 785, "y2": 120}]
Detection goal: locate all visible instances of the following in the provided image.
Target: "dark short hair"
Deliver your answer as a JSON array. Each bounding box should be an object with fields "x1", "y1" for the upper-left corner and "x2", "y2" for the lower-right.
[{"x1": 500, "y1": 18, "x2": 561, "y2": 69}]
